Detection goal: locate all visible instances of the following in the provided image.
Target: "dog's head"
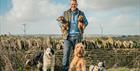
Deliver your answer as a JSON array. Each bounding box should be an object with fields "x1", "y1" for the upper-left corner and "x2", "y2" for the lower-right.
[
  {"x1": 98, "y1": 62, "x2": 106, "y2": 71},
  {"x1": 25, "y1": 52, "x2": 44, "y2": 67},
  {"x1": 78, "y1": 15, "x2": 84, "y2": 22},
  {"x1": 74, "y1": 43, "x2": 84, "y2": 57},
  {"x1": 44, "y1": 47, "x2": 55, "y2": 58},
  {"x1": 98, "y1": 62, "x2": 105, "y2": 67},
  {"x1": 57, "y1": 16, "x2": 66, "y2": 24}
]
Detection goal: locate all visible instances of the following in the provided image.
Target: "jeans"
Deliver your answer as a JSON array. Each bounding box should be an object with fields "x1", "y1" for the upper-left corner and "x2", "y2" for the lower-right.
[{"x1": 62, "y1": 35, "x2": 82, "y2": 71}]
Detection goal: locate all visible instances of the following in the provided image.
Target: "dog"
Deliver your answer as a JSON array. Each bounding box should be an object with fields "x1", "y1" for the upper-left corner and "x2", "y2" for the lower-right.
[
  {"x1": 89, "y1": 65, "x2": 94, "y2": 71},
  {"x1": 98, "y1": 62, "x2": 106, "y2": 71},
  {"x1": 43, "y1": 47, "x2": 55, "y2": 71},
  {"x1": 25, "y1": 51, "x2": 44, "y2": 71},
  {"x1": 89, "y1": 65, "x2": 99, "y2": 71},
  {"x1": 78, "y1": 15, "x2": 85, "y2": 33},
  {"x1": 69, "y1": 43, "x2": 86, "y2": 71},
  {"x1": 57, "y1": 16, "x2": 68, "y2": 38},
  {"x1": 89, "y1": 62, "x2": 106, "y2": 71}
]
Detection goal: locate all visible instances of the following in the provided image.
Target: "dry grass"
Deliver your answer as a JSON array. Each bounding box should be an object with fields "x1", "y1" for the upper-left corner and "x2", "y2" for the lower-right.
[
  {"x1": 0, "y1": 35, "x2": 140, "y2": 71},
  {"x1": 107, "y1": 67, "x2": 140, "y2": 71}
]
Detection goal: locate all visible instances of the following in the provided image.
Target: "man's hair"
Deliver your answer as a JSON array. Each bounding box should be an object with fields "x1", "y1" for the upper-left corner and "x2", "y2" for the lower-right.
[{"x1": 71, "y1": 0, "x2": 77, "y2": 2}]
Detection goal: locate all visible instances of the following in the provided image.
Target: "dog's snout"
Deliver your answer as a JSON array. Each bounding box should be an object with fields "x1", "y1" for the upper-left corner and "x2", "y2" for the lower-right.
[{"x1": 49, "y1": 53, "x2": 52, "y2": 56}]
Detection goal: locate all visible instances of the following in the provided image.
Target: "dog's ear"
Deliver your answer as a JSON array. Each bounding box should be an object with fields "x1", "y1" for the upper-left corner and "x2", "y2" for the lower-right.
[
  {"x1": 56, "y1": 16, "x2": 60, "y2": 21},
  {"x1": 81, "y1": 44, "x2": 85, "y2": 56},
  {"x1": 74, "y1": 44, "x2": 78, "y2": 56},
  {"x1": 103, "y1": 61, "x2": 106, "y2": 67},
  {"x1": 51, "y1": 48, "x2": 55, "y2": 55}
]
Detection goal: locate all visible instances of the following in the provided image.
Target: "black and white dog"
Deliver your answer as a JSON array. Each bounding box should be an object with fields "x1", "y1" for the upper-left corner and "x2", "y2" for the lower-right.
[
  {"x1": 43, "y1": 47, "x2": 55, "y2": 71},
  {"x1": 25, "y1": 51, "x2": 44, "y2": 71},
  {"x1": 25, "y1": 47, "x2": 55, "y2": 71},
  {"x1": 89, "y1": 62, "x2": 106, "y2": 71}
]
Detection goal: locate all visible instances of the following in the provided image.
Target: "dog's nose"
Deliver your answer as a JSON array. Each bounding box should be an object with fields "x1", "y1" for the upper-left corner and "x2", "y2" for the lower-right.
[{"x1": 49, "y1": 53, "x2": 51, "y2": 56}]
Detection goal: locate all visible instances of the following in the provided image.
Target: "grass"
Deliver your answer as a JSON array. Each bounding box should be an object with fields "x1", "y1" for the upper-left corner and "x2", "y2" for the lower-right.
[{"x1": 107, "y1": 67, "x2": 140, "y2": 71}]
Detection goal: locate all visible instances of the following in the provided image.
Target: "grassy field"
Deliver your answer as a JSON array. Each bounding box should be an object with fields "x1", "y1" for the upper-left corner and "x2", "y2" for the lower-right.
[
  {"x1": 0, "y1": 35, "x2": 140, "y2": 71},
  {"x1": 107, "y1": 67, "x2": 140, "y2": 71}
]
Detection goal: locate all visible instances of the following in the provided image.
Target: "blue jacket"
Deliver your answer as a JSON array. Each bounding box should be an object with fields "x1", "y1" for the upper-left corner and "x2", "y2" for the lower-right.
[{"x1": 62, "y1": 8, "x2": 88, "y2": 38}]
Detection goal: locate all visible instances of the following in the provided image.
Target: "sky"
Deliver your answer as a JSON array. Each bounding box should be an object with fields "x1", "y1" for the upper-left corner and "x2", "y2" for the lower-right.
[{"x1": 0, "y1": 0, "x2": 140, "y2": 35}]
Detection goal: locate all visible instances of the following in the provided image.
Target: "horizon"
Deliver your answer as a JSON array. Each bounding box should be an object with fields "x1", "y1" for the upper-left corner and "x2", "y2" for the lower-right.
[
  {"x1": 0, "y1": 0, "x2": 140, "y2": 35},
  {"x1": 1, "y1": 33, "x2": 140, "y2": 36}
]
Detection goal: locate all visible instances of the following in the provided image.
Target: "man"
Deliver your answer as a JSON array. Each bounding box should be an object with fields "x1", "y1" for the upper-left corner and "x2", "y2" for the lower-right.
[{"x1": 57, "y1": 0, "x2": 88, "y2": 71}]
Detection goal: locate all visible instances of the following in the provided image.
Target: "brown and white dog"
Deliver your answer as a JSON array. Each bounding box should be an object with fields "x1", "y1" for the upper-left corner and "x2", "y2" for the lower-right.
[
  {"x1": 78, "y1": 15, "x2": 85, "y2": 33},
  {"x1": 57, "y1": 16, "x2": 68, "y2": 34},
  {"x1": 57, "y1": 16, "x2": 69, "y2": 39},
  {"x1": 69, "y1": 43, "x2": 86, "y2": 71},
  {"x1": 43, "y1": 47, "x2": 55, "y2": 71}
]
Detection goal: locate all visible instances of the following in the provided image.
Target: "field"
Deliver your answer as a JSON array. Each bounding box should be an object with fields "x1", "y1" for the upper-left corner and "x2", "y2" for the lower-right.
[{"x1": 0, "y1": 35, "x2": 140, "y2": 71}]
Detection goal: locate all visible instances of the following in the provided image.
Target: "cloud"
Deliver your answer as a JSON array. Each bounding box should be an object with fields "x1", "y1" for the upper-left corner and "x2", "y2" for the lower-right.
[
  {"x1": 0, "y1": 0, "x2": 139, "y2": 35},
  {"x1": 78, "y1": 0, "x2": 139, "y2": 11},
  {"x1": 84, "y1": 10, "x2": 140, "y2": 35},
  {"x1": 0, "y1": 0, "x2": 65, "y2": 34},
  {"x1": 78, "y1": 0, "x2": 140, "y2": 35},
  {"x1": 6, "y1": 0, "x2": 66, "y2": 22}
]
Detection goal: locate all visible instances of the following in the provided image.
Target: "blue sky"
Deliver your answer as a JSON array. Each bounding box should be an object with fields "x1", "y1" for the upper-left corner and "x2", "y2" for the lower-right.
[
  {"x1": 0, "y1": 0, "x2": 140, "y2": 35},
  {"x1": 0, "y1": 0, "x2": 12, "y2": 15}
]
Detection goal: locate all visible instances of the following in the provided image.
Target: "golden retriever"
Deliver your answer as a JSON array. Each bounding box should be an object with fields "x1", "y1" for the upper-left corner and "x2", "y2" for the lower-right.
[{"x1": 69, "y1": 43, "x2": 86, "y2": 71}]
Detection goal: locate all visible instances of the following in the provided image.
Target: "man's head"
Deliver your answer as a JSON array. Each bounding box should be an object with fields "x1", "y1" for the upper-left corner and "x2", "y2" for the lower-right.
[{"x1": 70, "y1": 0, "x2": 78, "y2": 11}]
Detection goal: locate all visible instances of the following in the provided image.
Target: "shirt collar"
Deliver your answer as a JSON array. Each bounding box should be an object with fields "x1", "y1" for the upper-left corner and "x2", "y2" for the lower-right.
[{"x1": 68, "y1": 8, "x2": 79, "y2": 13}]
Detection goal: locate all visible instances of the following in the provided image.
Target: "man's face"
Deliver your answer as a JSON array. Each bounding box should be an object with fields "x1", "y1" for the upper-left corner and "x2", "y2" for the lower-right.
[{"x1": 70, "y1": 1, "x2": 78, "y2": 11}]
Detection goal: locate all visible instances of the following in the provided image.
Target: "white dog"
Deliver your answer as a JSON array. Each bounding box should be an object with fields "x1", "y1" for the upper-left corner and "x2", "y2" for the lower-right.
[
  {"x1": 89, "y1": 62, "x2": 106, "y2": 71},
  {"x1": 43, "y1": 47, "x2": 55, "y2": 71},
  {"x1": 98, "y1": 62, "x2": 106, "y2": 71}
]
